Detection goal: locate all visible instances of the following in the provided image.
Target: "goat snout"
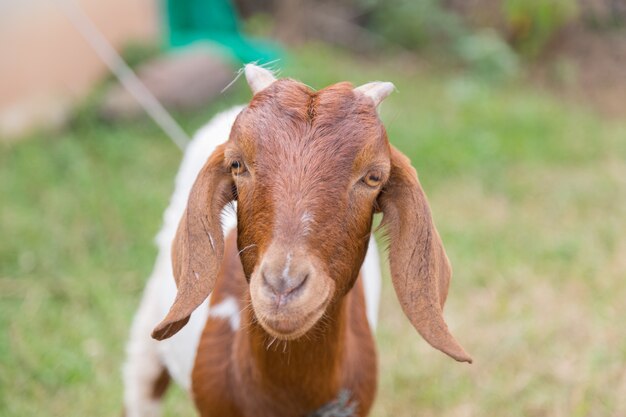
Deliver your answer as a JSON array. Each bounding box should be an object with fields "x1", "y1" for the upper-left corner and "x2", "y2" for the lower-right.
[
  {"x1": 250, "y1": 246, "x2": 334, "y2": 340},
  {"x1": 260, "y1": 254, "x2": 310, "y2": 308}
]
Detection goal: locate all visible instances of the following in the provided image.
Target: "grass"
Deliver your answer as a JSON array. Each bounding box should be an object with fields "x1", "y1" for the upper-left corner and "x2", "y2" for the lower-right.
[{"x1": 1, "y1": 44, "x2": 626, "y2": 416}]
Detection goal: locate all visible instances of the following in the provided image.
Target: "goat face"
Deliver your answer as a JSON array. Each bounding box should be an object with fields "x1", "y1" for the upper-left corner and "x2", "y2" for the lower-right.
[
  {"x1": 228, "y1": 78, "x2": 391, "y2": 340},
  {"x1": 152, "y1": 66, "x2": 472, "y2": 363}
]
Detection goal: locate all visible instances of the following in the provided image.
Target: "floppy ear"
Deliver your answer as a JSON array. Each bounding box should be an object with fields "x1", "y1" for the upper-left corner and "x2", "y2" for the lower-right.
[
  {"x1": 152, "y1": 144, "x2": 235, "y2": 340},
  {"x1": 379, "y1": 146, "x2": 472, "y2": 363}
]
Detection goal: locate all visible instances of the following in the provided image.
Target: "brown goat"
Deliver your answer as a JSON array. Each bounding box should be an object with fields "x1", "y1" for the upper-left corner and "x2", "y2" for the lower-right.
[{"x1": 123, "y1": 65, "x2": 471, "y2": 417}]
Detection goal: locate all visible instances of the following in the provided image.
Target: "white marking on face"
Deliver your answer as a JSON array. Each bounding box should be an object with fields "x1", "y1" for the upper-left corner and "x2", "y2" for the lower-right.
[
  {"x1": 208, "y1": 296, "x2": 241, "y2": 331},
  {"x1": 282, "y1": 252, "x2": 292, "y2": 280},
  {"x1": 301, "y1": 211, "x2": 313, "y2": 235}
]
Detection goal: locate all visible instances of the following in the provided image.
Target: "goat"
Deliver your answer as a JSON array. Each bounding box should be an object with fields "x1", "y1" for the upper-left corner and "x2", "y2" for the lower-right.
[{"x1": 122, "y1": 64, "x2": 471, "y2": 417}]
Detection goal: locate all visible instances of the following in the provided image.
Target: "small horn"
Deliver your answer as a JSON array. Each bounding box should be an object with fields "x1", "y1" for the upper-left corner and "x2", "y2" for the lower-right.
[
  {"x1": 244, "y1": 64, "x2": 277, "y2": 95},
  {"x1": 355, "y1": 81, "x2": 395, "y2": 107}
]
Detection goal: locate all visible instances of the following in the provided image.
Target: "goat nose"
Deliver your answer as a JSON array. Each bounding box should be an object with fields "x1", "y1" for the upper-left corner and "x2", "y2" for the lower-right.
[{"x1": 261, "y1": 259, "x2": 310, "y2": 306}]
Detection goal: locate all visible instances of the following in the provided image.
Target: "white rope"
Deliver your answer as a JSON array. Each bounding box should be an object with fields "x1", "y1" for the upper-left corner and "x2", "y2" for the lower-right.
[{"x1": 54, "y1": 0, "x2": 190, "y2": 150}]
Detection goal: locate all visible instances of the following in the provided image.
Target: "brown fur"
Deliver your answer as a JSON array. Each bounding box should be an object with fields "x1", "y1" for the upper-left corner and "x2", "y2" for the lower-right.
[
  {"x1": 151, "y1": 77, "x2": 470, "y2": 417},
  {"x1": 192, "y1": 231, "x2": 377, "y2": 417},
  {"x1": 151, "y1": 369, "x2": 171, "y2": 400}
]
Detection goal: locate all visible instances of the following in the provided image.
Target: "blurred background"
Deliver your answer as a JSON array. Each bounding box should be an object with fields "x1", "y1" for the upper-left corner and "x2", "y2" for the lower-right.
[{"x1": 1, "y1": 0, "x2": 625, "y2": 416}]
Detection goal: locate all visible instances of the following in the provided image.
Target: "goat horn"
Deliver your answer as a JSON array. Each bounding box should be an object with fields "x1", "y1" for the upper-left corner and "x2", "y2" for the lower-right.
[
  {"x1": 244, "y1": 64, "x2": 277, "y2": 95},
  {"x1": 354, "y1": 81, "x2": 395, "y2": 107}
]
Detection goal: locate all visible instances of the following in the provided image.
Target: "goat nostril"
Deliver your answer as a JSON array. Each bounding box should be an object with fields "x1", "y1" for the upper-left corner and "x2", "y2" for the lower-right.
[
  {"x1": 262, "y1": 271, "x2": 273, "y2": 293},
  {"x1": 289, "y1": 273, "x2": 308, "y2": 295},
  {"x1": 282, "y1": 273, "x2": 308, "y2": 297},
  {"x1": 261, "y1": 270, "x2": 286, "y2": 296},
  {"x1": 262, "y1": 269, "x2": 309, "y2": 305}
]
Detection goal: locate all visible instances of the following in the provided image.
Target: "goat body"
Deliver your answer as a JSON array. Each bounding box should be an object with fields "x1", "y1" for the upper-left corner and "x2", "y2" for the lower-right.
[{"x1": 123, "y1": 66, "x2": 470, "y2": 417}]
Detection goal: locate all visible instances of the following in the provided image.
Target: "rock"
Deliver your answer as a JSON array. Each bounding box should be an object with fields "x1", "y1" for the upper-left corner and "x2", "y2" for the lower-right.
[{"x1": 100, "y1": 45, "x2": 236, "y2": 120}]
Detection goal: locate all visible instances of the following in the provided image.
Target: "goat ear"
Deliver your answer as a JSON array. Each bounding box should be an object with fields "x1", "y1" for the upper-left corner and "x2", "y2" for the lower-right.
[
  {"x1": 378, "y1": 146, "x2": 472, "y2": 363},
  {"x1": 152, "y1": 145, "x2": 235, "y2": 340}
]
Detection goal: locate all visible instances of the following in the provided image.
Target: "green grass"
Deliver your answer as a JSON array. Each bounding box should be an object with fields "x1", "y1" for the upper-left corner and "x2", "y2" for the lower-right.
[{"x1": 2, "y1": 44, "x2": 626, "y2": 416}]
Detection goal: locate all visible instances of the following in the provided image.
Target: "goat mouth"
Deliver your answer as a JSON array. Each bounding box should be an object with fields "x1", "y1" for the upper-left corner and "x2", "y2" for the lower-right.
[
  {"x1": 249, "y1": 260, "x2": 334, "y2": 341},
  {"x1": 256, "y1": 299, "x2": 329, "y2": 341}
]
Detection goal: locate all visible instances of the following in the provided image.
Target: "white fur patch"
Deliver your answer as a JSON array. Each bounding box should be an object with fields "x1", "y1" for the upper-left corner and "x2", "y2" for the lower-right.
[
  {"x1": 361, "y1": 236, "x2": 382, "y2": 331},
  {"x1": 123, "y1": 271, "x2": 169, "y2": 417},
  {"x1": 208, "y1": 296, "x2": 241, "y2": 331},
  {"x1": 125, "y1": 106, "x2": 243, "y2": 396},
  {"x1": 151, "y1": 106, "x2": 243, "y2": 390}
]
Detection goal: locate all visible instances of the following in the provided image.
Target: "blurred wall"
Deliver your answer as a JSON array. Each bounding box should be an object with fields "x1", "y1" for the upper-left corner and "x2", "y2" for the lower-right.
[{"x1": 0, "y1": 0, "x2": 159, "y2": 140}]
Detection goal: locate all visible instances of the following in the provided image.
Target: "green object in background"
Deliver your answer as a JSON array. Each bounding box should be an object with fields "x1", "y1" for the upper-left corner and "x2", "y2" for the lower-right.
[{"x1": 164, "y1": 0, "x2": 281, "y2": 63}]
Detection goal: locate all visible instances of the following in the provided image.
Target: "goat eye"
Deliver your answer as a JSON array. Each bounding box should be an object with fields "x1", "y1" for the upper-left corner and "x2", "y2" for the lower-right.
[
  {"x1": 230, "y1": 160, "x2": 246, "y2": 175},
  {"x1": 363, "y1": 171, "x2": 383, "y2": 188}
]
